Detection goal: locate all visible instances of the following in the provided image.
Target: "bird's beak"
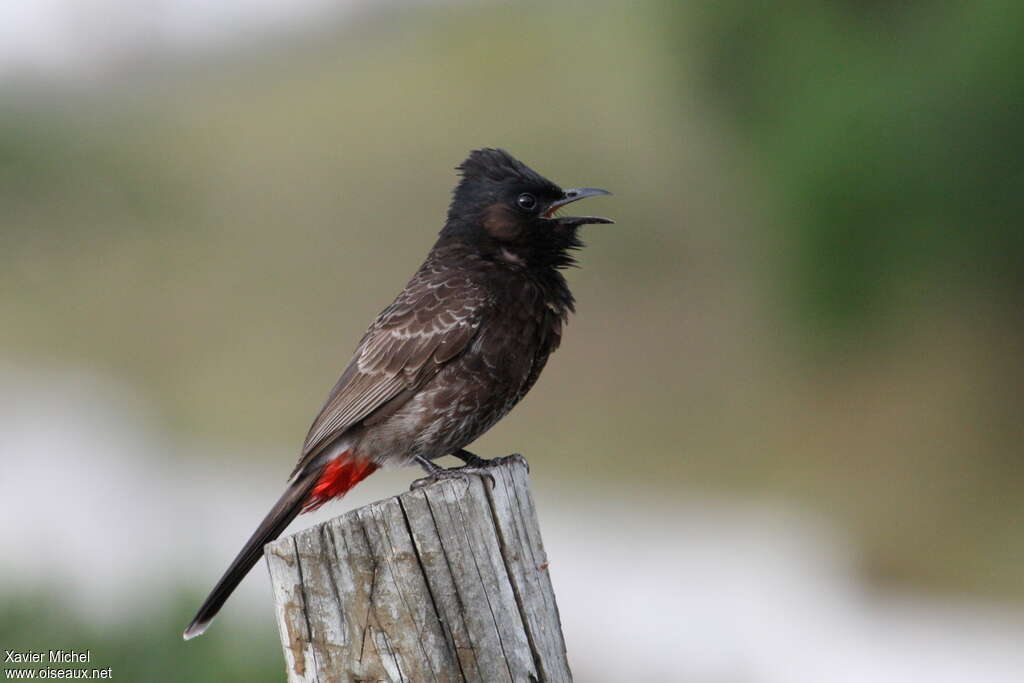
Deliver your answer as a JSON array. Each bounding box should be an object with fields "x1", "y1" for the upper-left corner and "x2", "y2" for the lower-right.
[{"x1": 543, "y1": 187, "x2": 614, "y2": 226}]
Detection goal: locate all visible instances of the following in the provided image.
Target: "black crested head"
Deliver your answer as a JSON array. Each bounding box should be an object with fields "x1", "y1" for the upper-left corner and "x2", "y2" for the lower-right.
[
  {"x1": 440, "y1": 148, "x2": 612, "y2": 271},
  {"x1": 456, "y1": 148, "x2": 554, "y2": 189}
]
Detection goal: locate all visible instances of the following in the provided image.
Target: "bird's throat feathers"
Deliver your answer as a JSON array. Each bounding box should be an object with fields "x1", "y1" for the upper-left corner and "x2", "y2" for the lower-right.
[{"x1": 439, "y1": 215, "x2": 583, "y2": 273}]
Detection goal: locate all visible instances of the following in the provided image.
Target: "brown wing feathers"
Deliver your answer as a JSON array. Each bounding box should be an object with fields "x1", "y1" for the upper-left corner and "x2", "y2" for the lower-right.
[{"x1": 294, "y1": 274, "x2": 486, "y2": 474}]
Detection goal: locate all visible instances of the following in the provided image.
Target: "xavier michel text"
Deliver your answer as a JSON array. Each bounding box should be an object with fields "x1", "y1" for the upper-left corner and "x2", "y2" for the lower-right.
[{"x1": 5, "y1": 650, "x2": 92, "y2": 665}]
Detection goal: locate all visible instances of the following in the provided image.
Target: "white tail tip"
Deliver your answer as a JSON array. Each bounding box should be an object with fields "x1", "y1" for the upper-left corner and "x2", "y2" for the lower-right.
[{"x1": 182, "y1": 619, "x2": 211, "y2": 640}]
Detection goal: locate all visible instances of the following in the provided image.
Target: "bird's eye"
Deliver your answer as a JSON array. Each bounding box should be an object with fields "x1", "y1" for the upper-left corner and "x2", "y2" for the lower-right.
[{"x1": 516, "y1": 193, "x2": 537, "y2": 212}]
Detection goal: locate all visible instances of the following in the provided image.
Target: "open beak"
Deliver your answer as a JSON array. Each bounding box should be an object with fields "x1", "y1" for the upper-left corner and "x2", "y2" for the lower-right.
[{"x1": 543, "y1": 187, "x2": 614, "y2": 225}]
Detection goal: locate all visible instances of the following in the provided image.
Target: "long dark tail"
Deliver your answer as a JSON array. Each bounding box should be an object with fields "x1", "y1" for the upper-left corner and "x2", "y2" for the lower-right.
[
  {"x1": 182, "y1": 450, "x2": 379, "y2": 640},
  {"x1": 182, "y1": 470, "x2": 319, "y2": 640}
]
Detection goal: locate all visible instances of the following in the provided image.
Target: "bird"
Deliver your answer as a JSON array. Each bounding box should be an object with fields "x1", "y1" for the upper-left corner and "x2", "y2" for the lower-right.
[{"x1": 183, "y1": 148, "x2": 612, "y2": 640}]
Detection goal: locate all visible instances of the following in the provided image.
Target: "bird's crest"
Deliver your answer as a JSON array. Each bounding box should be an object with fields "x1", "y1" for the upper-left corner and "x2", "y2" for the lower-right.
[{"x1": 456, "y1": 148, "x2": 554, "y2": 188}]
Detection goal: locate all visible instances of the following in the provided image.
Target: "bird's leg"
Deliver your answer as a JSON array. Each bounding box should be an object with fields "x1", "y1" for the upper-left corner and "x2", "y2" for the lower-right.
[{"x1": 451, "y1": 448, "x2": 488, "y2": 467}]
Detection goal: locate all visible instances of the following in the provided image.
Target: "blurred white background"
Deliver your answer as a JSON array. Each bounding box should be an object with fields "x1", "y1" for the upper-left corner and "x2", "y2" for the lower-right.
[{"x1": 0, "y1": 0, "x2": 367, "y2": 79}]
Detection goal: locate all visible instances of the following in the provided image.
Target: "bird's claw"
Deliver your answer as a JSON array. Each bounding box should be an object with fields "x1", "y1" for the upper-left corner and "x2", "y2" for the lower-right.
[{"x1": 497, "y1": 453, "x2": 529, "y2": 472}]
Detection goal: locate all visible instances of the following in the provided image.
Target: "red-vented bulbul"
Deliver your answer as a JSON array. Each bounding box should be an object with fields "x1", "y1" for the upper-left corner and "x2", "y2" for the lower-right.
[{"x1": 183, "y1": 148, "x2": 612, "y2": 639}]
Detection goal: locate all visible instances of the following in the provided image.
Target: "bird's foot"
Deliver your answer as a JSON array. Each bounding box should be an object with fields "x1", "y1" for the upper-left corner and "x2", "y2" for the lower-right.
[
  {"x1": 453, "y1": 449, "x2": 530, "y2": 473},
  {"x1": 409, "y1": 453, "x2": 531, "y2": 491},
  {"x1": 410, "y1": 455, "x2": 496, "y2": 491},
  {"x1": 409, "y1": 466, "x2": 496, "y2": 491},
  {"x1": 477, "y1": 453, "x2": 529, "y2": 473}
]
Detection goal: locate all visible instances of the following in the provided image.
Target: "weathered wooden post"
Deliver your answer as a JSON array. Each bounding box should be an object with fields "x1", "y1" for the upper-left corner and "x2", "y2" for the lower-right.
[{"x1": 265, "y1": 457, "x2": 572, "y2": 682}]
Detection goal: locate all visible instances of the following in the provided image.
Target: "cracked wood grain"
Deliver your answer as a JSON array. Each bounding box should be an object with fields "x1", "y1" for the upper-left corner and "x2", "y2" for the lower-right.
[{"x1": 266, "y1": 457, "x2": 571, "y2": 682}]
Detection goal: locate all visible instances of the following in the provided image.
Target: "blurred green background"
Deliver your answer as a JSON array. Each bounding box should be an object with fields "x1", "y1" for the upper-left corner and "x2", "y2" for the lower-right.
[{"x1": 2, "y1": 0, "x2": 1021, "y2": 680}]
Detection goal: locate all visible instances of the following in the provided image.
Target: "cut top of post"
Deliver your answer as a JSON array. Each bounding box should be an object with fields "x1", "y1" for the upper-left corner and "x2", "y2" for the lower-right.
[{"x1": 265, "y1": 458, "x2": 572, "y2": 683}]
